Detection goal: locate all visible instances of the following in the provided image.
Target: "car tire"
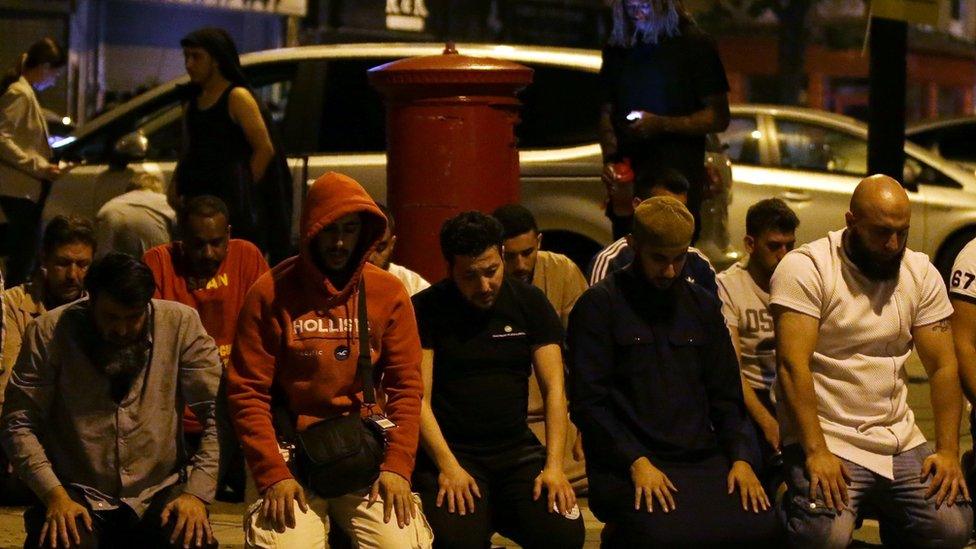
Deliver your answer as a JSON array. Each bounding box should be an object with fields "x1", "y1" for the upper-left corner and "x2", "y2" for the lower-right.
[
  {"x1": 936, "y1": 228, "x2": 976, "y2": 282},
  {"x1": 541, "y1": 230, "x2": 602, "y2": 273}
]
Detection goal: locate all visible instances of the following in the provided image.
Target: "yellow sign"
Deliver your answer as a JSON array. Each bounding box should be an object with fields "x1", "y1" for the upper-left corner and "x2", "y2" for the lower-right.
[{"x1": 872, "y1": 0, "x2": 939, "y2": 26}]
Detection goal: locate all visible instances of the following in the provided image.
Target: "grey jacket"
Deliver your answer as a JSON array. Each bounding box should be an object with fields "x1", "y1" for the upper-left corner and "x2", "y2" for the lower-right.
[
  {"x1": 0, "y1": 299, "x2": 222, "y2": 515},
  {"x1": 0, "y1": 77, "x2": 52, "y2": 201}
]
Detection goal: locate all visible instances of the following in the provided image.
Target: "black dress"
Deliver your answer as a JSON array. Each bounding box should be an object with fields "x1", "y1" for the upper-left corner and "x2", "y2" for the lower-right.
[{"x1": 175, "y1": 85, "x2": 263, "y2": 248}]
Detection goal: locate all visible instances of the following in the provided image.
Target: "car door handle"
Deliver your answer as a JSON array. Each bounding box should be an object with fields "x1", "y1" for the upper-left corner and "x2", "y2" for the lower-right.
[{"x1": 781, "y1": 190, "x2": 812, "y2": 202}]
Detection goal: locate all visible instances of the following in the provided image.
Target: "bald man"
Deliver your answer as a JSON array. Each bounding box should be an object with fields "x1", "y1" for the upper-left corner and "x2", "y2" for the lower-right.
[
  {"x1": 773, "y1": 175, "x2": 972, "y2": 548},
  {"x1": 568, "y1": 197, "x2": 779, "y2": 547}
]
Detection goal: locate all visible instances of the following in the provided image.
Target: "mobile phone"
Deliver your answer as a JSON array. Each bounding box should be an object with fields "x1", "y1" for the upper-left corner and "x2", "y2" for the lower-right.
[{"x1": 626, "y1": 111, "x2": 643, "y2": 122}]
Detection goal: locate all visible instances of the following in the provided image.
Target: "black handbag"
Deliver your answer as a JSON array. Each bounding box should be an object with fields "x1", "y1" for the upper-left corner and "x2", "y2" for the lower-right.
[{"x1": 295, "y1": 279, "x2": 390, "y2": 498}]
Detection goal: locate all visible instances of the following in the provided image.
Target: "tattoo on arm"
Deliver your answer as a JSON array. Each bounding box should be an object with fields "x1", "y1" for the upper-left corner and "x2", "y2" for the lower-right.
[{"x1": 931, "y1": 320, "x2": 950, "y2": 333}]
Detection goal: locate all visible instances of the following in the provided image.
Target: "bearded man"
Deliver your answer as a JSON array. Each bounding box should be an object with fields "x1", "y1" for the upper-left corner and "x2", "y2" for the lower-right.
[
  {"x1": 772, "y1": 175, "x2": 973, "y2": 548},
  {"x1": 1, "y1": 253, "x2": 223, "y2": 548},
  {"x1": 598, "y1": 0, "x2": 730, "y2": 241}
]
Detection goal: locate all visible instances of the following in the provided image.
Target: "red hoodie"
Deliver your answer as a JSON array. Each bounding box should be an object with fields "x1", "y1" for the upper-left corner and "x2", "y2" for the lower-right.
[{"x1": 227, "y1": 172, "x2": 423, "y2": 492}]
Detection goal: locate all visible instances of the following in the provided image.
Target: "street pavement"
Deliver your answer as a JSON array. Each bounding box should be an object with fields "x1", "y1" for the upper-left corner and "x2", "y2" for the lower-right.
[{"x1": 0, "y1": 355, "x2": 971, "y2": 548}]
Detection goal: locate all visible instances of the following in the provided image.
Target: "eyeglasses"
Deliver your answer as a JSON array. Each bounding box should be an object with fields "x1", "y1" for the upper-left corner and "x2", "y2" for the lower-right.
[{"x1": 623, "y1": 1, "x2": 653, "y2": 13}]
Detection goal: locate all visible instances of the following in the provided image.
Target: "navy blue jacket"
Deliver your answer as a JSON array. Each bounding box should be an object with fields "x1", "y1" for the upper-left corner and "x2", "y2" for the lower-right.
[
  {"x1": 567, "y1": 266, "x2": 759, "y2": 475},
  {"x1": 586, "y1": 238, "x2": 718, "y2": 296}
]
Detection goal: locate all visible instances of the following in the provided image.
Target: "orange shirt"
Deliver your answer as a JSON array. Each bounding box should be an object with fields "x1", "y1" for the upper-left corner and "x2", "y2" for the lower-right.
[{"x1": 144, "y1": 239, "x2": 269, "y2": 433}]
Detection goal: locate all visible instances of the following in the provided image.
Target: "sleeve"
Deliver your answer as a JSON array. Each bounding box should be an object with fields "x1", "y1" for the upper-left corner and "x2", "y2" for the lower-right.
[
  {"x1": 916, "y1": 262, "x2": 954, "y2": 327},
  {"x1": 949, "y1": 242, "x2": 976, "y2": 302},
  {"x1": 525, "y1": 285, "x2": 564, "y2": 346},
  {"x1": 691, "y1": 34, "x2": 730, "y2": 100},
  {"x1": 716, "y1": 276, "x2": 739, "y2": 328},
  {"x1": 567, "y1": 287, "x2": 650, "y2": 470},
  {"x1": 0, "y1": 320, "x2": 62, "y2": 498},
  {"x1": 690, "y1": 253, "x2": 718, "y2": 296},
  {"x1": 226, "y1": 280, "x2": 292, "y2": 493},
  {"x1": 376, "y1": 284, "x2": 424, "y2": 481},
  {"x1": 142, "y1": 247, "x2": 166, "y2": 299},
  {"x1": 0, "y1": 89, "x2": 50, "y2": 179},
  {"x1": 177, "y1": 311, "x2": 223, "y2": 503},
  {"x1": 699, "y1": 295, "x2": 761, "y2": 467},
  {"x1": 411, "y1": 290, "x2": 435, "y2": 349},
  {"x1": 1, "y1": 293, "x2": 24, "y2": 406},
  {"x1": 769, "y1": 251, "x2": 824, "y2": 319},
  {"x1": 244, "y1": 244, "x2": 271, "y2": 289},
  {"x1": 558, "y1": 261, "x2": 589, "y2": 328}
]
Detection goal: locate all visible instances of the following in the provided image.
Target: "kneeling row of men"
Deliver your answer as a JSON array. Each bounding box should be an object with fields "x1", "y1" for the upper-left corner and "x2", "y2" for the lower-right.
[{"x1": 0, "y1": 170, "x2": 974, "y2": 548}]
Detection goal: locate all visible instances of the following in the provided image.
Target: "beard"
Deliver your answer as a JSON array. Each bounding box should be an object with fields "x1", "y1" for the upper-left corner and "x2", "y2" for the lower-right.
[
  {"x1": 95, "y1": 338, "x2": 150, "y2": 378},
  {"x1": 845, "y1": 229, "x2": 905, "y2": 281},
  {"x1": 632, "y1": 3, "x2": 681, "y2": 45}
]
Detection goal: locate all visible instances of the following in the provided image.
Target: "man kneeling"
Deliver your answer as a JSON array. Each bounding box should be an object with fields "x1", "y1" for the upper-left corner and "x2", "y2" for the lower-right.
[
  {"x1": 568, "y1": 197, "x2": 780, "y2": 547},
  {"x1": 1, "y1": 253, "x2": 223, "y2": 548}
]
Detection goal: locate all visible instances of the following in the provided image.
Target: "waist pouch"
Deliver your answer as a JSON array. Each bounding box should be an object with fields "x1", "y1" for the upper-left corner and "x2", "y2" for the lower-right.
[{"x1": 297, "y1": 412, "x2": 385, "y2": 498}]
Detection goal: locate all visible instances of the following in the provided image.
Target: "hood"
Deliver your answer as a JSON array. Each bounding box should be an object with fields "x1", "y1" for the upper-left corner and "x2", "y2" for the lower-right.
[{"x1": 299, "y1": 172, "x2": 387, "y2": 298}]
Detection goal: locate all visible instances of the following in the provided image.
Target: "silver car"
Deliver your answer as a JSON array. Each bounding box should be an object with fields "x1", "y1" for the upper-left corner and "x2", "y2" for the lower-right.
[
  {"x1": 46, "y1": 43, "x2": 734, "y2": 269},
  {"x1": 722, "y1": 104, "x2": 976, "y2": 276}
]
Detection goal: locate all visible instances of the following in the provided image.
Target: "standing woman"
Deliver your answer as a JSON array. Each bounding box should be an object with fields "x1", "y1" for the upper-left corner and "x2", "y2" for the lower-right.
[
  {"x1": 0, "y1": 38, "x2": 66, "y2": 286},
  {"x1": 174, "y1": 28, "x2": 292, "y2": 262}
]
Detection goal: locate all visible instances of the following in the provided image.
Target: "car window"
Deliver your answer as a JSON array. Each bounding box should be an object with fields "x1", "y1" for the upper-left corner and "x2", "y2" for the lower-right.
[
  {"x1": 64, "y1": 63, "x2": 297, "y2": 164},
  {"x1": 906, "y1": 156, "x2": 963, "y2": 189},
  {"x1": 317, "y1": 59, "x2": 388, "y2": 153},
  {"x1": 517, "y1": 65, "x2": 600, "y2": 149},
  {"x1": 928, "y1": 124, "x2": 976, "y2": 163},
  {"x1": 721, "y1": 116, "x2": 760, "y2": 165},
  {"x1": 776, "y1": 120, "x2": 867, "y2": 175}
]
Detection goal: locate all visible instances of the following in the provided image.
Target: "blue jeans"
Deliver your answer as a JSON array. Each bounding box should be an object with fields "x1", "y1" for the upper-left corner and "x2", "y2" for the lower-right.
[{"x1": 780, "y1": 444, "x2": 973, "y2": 549}]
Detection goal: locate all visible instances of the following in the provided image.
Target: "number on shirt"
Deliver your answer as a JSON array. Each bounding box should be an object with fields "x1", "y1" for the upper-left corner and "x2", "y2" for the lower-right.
[
  {"x1": 952, "y1": 270, "x2": 976, "y2": 289},
  {"x1": 745, "y1": 309, "x2": 773, "y2": 333}
]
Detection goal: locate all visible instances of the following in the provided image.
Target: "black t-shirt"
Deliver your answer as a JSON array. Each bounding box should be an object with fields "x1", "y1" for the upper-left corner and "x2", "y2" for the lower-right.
[
  {"x1": 412, "y1": 278, "x2": 564, "y2": 454},
  {"x1": 599, "y1": 23, "x2": 729, "y2": 181}
]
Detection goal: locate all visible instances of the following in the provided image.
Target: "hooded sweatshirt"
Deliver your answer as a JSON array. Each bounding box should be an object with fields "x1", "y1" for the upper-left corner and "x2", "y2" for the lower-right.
[{"x1": 227, "y1": 172, "x2": 423, "y2": 492}]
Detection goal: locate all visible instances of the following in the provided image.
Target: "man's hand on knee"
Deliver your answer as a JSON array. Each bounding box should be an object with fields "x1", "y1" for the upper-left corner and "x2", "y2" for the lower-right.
[
  {"x1": 922, "y1": 450, "x2": 971, "y2": 509},
  {"x1": 40, "y1": 486, "x2": 93, "y2": 549},
  {"x1": 805, "y1": 449, "x2": 851, "y2": 511},
  {"x1": 630, "y1": 457, "x2": 677, "y2": 513},
  {"x1": 369, "y1": 471, "x2": 416, "y2": 528},
  {"x1": 161, "y1": 493, "x2": 214, "y2": 549},
  {"x1": 260, "y1": 479, "x2": 308, "y2": 533}
]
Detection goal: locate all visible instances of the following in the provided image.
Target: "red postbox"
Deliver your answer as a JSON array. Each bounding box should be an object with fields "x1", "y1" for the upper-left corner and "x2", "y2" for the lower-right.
[{"x1": 368, "y1": 44, "x2": 533, "y2": 282}]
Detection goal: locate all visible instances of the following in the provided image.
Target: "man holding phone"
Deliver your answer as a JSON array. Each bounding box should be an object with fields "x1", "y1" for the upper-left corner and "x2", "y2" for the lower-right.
[{"x1": 598, "y1": 0, "x2": 731, "y2": 240}]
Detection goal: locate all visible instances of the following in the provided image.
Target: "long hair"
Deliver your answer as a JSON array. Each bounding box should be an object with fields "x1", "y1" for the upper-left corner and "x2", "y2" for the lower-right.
[
  {"x1": 178, "y1": 27, "x2": 249, "y2": 99},
  {"x1": 1, "y1": 38, "x2": 65, "y2": 95},
  {"x1": 607, "y1": 0, "x2": 694, "y2": 48}
]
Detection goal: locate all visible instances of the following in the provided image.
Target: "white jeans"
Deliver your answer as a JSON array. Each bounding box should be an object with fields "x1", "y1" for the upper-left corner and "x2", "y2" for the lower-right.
[{"x1": 244, "y1": 489, "x2": 434, "y2": 549}]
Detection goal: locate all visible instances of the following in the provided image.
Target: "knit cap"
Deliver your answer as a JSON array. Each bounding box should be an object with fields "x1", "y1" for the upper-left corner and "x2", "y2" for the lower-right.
[{"x1": 632, "y1": 196, "x2": 694, "y2": 249}]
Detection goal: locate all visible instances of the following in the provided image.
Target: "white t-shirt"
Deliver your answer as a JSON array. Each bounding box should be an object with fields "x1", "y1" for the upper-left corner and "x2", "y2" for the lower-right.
[
  {"x1": 949, "y1": 237, "x2": 976, "y2": 302},
  {"x1": 770, "y1": 229, "x2": 951, "y2": 479},
  {"x1": 388, "y1": 263, "x2": 431, "y2": 297},
  {"x1": 717, "y1": 262, "x2": 775, "y2": 391}
]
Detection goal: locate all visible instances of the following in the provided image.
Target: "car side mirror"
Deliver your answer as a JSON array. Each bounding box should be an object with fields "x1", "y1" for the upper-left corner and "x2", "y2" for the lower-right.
[
  {"x1": 903, "y1": 161, "x2": 921, "y2": 189},
  {"x1": 111, "y1": 130, "x2": 148, "y2": 168}
]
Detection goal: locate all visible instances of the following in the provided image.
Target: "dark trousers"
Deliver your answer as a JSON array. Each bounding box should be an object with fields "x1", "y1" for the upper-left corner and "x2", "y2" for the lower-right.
[
  {"x1": 0, "y1": 196, "x2": 43, "y2": 286},
  {"x1": 0, "y1": 469, "x2": 36, "y2": 507},
  {"x1": 413, "y1": 437, "x2": 585, "y2": 549},
  {"x1": 23, "y1": 484, "x2": 219, "y2": 549},
  {"x1": 590, "y1": 454, "x2": 782, "y2": 548}
]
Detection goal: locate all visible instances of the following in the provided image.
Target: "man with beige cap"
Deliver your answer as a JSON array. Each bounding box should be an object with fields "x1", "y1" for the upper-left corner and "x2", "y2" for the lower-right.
[
  {"x1": 773, "y1": 174, "x2": 972, "y2": 548},
  {"x1": 567, "y1": 196, "x2": 779, "y2": 546}
]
